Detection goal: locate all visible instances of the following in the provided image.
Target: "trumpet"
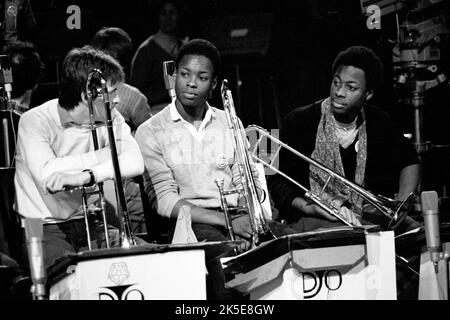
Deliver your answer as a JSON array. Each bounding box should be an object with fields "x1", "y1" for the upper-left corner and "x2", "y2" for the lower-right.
[
  {"x1": 245, "y1": 125, "x2": 415, "y2": 230},
  {"x1": 82, "y1": 69, "x2": 136, "y2": 249},
  {"x1": 215, "y1": 79, "x2": 276, "y2": 248}
]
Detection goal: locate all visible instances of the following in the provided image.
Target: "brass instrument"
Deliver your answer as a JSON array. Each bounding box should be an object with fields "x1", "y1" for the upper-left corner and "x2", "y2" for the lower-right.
[
  {"x1": 245, "y1": 125, "x2": 415, "y2": 230},
  {"x1": 215, "y1": 79, "x2": 276, "y2": 248},
  {"x1": 81, "y1": 69, "x2": 136, "y2": 249}
]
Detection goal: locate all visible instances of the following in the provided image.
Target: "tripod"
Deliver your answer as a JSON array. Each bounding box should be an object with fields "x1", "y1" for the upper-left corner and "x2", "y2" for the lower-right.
[{"x1": 396, "y1": 64, "x2": 448, "y2": 186}]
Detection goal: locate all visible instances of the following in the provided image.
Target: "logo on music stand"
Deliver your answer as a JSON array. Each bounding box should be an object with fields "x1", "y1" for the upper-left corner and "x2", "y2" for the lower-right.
[{"x1": 108, "y1": 262, "x2": 129, "y2": 285}]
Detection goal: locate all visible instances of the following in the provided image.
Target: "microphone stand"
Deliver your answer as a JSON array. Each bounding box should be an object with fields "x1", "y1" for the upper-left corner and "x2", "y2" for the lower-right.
[
  {"x1": 420, "y1": 191, "x2": 450, "y2": 299},
  {"x1": 1, "y1": 92, "x2": 13, "y2": 168},
  {"x1": 24, "y1": 218, "x2": 47, "y2": 300}
]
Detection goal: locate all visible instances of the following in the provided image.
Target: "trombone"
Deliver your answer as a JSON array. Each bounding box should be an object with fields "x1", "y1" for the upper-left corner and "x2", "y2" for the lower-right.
[
  {"x1": 81, "y1": 69, "x2": 136, "y2": 249},
  {"x1": 245, "y1": 125, "x2": 415, "y2": 230},
  {"x1": 215, "y1": 80, "x2": 276, "y2": 248}
]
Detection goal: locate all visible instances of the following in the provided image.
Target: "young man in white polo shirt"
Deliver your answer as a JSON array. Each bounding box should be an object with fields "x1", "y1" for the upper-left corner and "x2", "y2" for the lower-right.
[{"x1": 136, "y1": 39, "x2": 293, "y2": 299}]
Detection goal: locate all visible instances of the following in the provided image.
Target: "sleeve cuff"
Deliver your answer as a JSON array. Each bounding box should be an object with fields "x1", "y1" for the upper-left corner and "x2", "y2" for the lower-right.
[{"x1": 91, "y1": 160, "x2": 113, "y2": 183}]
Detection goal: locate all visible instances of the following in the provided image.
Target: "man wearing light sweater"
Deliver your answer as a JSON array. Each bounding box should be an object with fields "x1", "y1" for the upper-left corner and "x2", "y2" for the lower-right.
[
  {"x1": 135, "y1": 39, "x2": 253, "y2": 300},
  {"x1": 136, "y1": 39, "x2": 256, "y2": 249},
  {"x1": 14, "y1": 46, "x2": 144, "y2": 266},
  {"x1": 135, "y1": 39, "x2": 292, "y2": 299}
]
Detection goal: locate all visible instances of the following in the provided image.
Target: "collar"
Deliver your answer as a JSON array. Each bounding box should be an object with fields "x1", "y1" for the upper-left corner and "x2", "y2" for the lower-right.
[{"x1": 169, "y1": 101, "x2": 216, "y2": 124}]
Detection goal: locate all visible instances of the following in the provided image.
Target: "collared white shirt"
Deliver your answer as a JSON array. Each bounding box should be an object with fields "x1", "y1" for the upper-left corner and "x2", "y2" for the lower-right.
[{"x1": 169, "y1": 102, "x2": 215, "y2": 142}]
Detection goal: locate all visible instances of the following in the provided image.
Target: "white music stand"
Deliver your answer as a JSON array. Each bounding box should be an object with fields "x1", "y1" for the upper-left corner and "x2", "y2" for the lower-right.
[
  {"x1": 48, "y1": 243, "x2": 218, "y2": 300},
  {"x1": 221, "y1": 228, "x2": 397, "y2": 300}
]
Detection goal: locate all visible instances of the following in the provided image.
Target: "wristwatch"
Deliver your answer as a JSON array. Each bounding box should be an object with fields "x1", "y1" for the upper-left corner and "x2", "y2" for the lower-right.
[{"x1": 82, "y1": 169, "x2": 96, "y2": 187}]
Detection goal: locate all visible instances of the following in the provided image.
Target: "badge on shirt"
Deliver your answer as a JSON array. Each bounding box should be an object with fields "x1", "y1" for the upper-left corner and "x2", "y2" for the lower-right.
[
  {"x1": 215, "y1": 154, "x2": 228, "y2": 169},
  {"x1": 7, "y1": 5, "x2": 17, "y2": 17}
]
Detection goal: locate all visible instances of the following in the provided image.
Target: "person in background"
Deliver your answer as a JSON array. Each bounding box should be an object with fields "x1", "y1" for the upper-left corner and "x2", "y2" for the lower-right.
[
  {"x1": 0, "y1": 40, "x2": 43, "y2": 168},
  {"x1": 91, "y1": 27, "x2": 153, "y2": 234},
  {"x1": 91, "y1": 26, "x2": 152, "y2": 131},
  {"x1": 4, "y1": 40, "x2": 44, "y2": 114},
  {"x1": 131, "y1": 0, "x2": 187, "y2": 115},
  {"x1": 0, "y1": 0, "x2": 36, "y2": 53}
]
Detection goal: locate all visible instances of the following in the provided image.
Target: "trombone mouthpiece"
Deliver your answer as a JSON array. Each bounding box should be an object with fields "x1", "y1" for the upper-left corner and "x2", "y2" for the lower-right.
[
  {"x1": 215, "y1": 178, "x2": 224, "y2": 188},
  {"x1": 221, "y1": 79, "x2": 229, "y2": 91},
  {"x1": 86, "y1": 69, "x2": 107, "y2": 98}
]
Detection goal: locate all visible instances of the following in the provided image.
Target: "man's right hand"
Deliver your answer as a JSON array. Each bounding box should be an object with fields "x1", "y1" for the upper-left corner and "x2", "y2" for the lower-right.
[
  {"x1": 43, "y1": 171, "x2": 91, "y2": 194},
  {"x1": 231, "y1": 214, "x2": 253, "y2": 251},
  {"x1": 231, "y1": 214, "x2": 253, "y2": 238},
  {"x1": 292, "y1": 197, "x2": 339, "y2": 222},
  {"x1": 292, "y1": 197, "x2": 362, "y2": 226}
]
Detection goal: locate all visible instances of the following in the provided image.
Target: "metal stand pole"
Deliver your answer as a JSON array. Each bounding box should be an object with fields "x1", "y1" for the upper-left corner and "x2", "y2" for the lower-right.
[{"x1": 2, "y1": 117, "x2": 10, "y2": 167}]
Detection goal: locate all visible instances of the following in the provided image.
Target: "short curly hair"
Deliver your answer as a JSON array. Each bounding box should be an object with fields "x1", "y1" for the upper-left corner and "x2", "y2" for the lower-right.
[
  {"x1": 175, "y1": 38, "x2": 221, "y2": 77},
  {"x1": 332, "y1": 46, "x2": 384, "y2": 92}
]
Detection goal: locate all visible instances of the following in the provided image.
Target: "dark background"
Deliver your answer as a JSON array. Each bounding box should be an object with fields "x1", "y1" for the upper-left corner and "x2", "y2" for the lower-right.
[{"x1": 29, "y1": 0, "x2": 450, "y2": 192}]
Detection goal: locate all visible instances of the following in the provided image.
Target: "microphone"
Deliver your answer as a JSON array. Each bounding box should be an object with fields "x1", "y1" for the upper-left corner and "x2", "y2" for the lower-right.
[
  {"x1": 24, "y1": 218, "x2": 47, "y2": 300},
  {"x1": 421, "y1": 191, "x2": 442, "y2": 273},
  {"x1": 0, "y1": 54, "x2": 13, "y2": 102},
  {"x1": 163, "y1": 60, "x2": 176, "y2": 103}
]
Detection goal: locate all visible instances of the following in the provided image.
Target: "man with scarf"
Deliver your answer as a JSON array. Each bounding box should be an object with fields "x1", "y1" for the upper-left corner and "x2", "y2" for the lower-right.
[{"x1": 269, "y1": 45, "x2": 421, "y2": 234}]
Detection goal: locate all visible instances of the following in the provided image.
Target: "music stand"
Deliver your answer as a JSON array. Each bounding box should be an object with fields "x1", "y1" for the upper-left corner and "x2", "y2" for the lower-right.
[
  {"x1": 221, "y1": 226, "x2": 397, "y2": 300},
  {"x1": 47, "y1": 241, "x2": 242, "y2": 300}
]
